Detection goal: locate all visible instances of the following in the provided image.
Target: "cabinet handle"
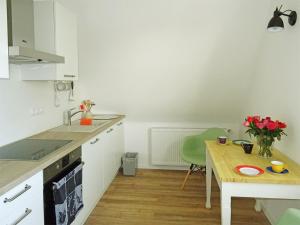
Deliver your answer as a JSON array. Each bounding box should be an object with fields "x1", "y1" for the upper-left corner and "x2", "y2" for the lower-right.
[
  {"x1": 64, "y1": 75, "x2": 76, "y2": 78},
  {"x1": 117, "y1": 122, "x2": 123, "y2": 126},
  {"x1": 10, "y1": 208, "x2": 32, "y2": 225},
  {"x1": 106, "y1": 128, "x2": 114, "y2": 133},
  {"x1": 90, "y1": 138, "x2": 99, "y2": 144},
  {"x1": 4, "y1": 185, "x2": 31, "y2": 203}
]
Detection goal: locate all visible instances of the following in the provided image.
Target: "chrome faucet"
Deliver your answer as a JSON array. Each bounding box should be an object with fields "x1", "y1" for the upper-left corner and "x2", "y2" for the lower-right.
[{"x1": 63, "y1": 107, "x2": 82, "y2": 126}]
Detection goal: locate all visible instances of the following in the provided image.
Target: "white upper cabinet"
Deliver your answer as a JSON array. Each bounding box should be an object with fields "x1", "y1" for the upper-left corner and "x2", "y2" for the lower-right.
[
  {"x1": 21, "y1": 0, "x2": 78, "y2": 80},
  {"x1": 0, "y1": 0, "x2": 9, "y2": 79},
  {"x1": 55, "y1": 2, "x2": 78, "y2": 80}
]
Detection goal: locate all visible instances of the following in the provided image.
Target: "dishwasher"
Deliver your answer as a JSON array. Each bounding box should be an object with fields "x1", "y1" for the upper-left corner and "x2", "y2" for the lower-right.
[{"x1": 43, "y1": 147, "x2": 84, "y2": 225}]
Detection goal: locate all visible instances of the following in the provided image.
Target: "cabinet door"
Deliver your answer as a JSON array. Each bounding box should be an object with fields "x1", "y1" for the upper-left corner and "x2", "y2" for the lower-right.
[
  {"x1": 102, "y1": 122, "x2": 125, "y2": 191},
  {"x1": 82, "y1": 137, "x2": 100, "y2": 209},
  {"x1": 78, "y1": 135, "x2": 103, "y2": 225},
  {"x1": 114, "y1": 121, "x2": 125, "y2": 170},
  {"x1": 93, "y1": 135, "x2": 104, "y2": 198},
  {"x1": 0, "y1": 0, "x2": 9, "y2": 79},
  {"x1": 23, "y1": 1, "x2": 78, "y2": 81},
  {"x1": 55, "y1": 2, "x2": 78, "y2": 80},
  {"x1": 102, "y1": 128, "x2": 116, "y2": 190}
]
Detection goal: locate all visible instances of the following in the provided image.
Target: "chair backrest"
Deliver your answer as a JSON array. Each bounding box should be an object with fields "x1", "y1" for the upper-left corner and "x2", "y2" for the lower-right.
[
  {"x1": 196, "y1": 127, "x2": 228, "y2": 156},
  {"x1": 276, "y1": 208, "x2": 300, "y2": 225},
  {"x1": 182, "y1": 128, "x2": 228, "y2": 160}
]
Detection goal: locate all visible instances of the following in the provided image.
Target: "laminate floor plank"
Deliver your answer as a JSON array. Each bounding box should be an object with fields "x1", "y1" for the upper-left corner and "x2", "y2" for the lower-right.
[{"x1": 85, "y1": 169, "x2": 271, "y2": 225}]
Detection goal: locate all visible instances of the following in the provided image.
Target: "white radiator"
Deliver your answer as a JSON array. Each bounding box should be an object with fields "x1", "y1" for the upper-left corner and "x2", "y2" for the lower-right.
[{"x1": 149, "y1": 127, "x2": 207, "y2": 166}]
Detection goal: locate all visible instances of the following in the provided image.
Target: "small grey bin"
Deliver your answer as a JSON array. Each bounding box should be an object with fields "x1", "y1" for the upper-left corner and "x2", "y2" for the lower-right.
[{"x1": 122, "y1": 152, "x2": 138, "y2": 176}]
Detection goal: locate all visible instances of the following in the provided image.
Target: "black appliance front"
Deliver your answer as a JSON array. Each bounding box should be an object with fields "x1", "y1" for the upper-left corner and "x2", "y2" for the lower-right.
[{"x1": 43, "y1": 147, "x2": 83, "y2": 225}]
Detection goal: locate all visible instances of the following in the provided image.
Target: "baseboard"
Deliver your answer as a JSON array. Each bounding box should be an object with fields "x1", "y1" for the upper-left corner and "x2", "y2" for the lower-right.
[
  {"x1": 262, "y1": 203, "x2": 277, "y2": 225},
  {"x1": 138, "y1": 165, "x2": 188, "y2": 170}
]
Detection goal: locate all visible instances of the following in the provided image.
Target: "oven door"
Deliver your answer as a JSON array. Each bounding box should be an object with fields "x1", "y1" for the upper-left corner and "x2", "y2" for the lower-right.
[{"x1": 44, "y1": 159, "x2": 83, "y2": 225}]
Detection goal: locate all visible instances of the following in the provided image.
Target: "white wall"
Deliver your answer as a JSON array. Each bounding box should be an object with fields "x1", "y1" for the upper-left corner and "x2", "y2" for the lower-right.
[
  {"x1": 60, "y1": 0, "x2": 271, "y2": 167},
  {"x1": 242, "y1": 0, "x2": 300, "y2": 223},
  {"x1": 74, "y1": 0, "x2": 270, "y2": 122},
  {"x1": 51, "y1": 0, "x2": 300, "y2": 222},
  {"x1": 0, "y1": 65, "x2": 78, "y2": 146}
]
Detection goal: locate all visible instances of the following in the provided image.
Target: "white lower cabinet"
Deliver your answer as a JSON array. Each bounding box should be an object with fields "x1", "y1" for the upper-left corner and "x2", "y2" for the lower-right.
[
  {"x1": 74, "y1": 133, "x2": 104, "y2": 225},
  {"x1": 103, "y1": 121, "x2": 124, "y2": 190},
  {"x1": 103, "y1": 121, "x2": 125, "y2": 189},
  {"x1": 0, "y1": 171, "x2": 44, "y2": 225},
  {"x1": 0, "y1": 121, "x2": 124, "y2": 225},
  {"x1": 102, "y1": 128, "x2": 116, "y2": 190},
  {"x1": 114, "y1": 121, "x2": 125, "y2": 173},
  {"x1": 74, "y1": 120, "x2": 124, "y2": 225}
]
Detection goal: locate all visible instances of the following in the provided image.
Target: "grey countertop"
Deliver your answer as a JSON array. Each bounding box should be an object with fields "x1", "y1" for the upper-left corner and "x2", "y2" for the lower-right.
[{"x1": 0, "y1": 115, "x2": 125, "y2": 196}]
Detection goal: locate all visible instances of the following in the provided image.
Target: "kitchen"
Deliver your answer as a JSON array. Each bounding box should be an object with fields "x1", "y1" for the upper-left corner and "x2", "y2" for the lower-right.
[{"x1": 0, "y1": 0, "x2": 300, "y2": 225}]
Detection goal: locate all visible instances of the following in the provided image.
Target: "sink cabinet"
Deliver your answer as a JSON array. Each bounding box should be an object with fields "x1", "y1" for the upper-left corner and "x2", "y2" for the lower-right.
[
  {"x1": 75, "y1": 120, "x2": 125, "y2": 225},
  {"x1": 103, "y1": 121, "x2": 124, "y2": 189},
  {"x1": 76, "y1": 133, "x2": 104, "y2": 225},
  {"x1": 0, "y1": 0, "x2": 9, "y2": 79}
]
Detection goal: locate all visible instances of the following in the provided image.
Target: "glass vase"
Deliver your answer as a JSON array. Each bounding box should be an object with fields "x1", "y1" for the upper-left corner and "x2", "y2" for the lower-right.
[
  {"x1": 256, "y1": 135, "x2": 274, "y2": 158},
  {"x1": 81, "y1": 109, "x2": 93, "y2": 119}
]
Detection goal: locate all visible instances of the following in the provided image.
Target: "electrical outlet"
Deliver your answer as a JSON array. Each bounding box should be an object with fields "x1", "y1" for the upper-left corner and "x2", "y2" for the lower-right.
[
  {"x1": 30, "y1": 108, "x2": 35, "y2": 116},
  {"x1": 38, "y1": 108, "x2": 44, "y2": 115},
  {"x1": 30, "y1": 108, "x2": 44, "y2": 116},
  {"x1": 30, "y1": 108, "x2": 38, "y2": 116}
]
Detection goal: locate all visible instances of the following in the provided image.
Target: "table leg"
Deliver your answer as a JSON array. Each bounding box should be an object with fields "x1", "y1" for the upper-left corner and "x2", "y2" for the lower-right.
[
  {"x1": 221, "y1": 185, "x2": 232, "y2": 225},
  {"x1": 205, "y1": 149, "x2": 212, "y2": 209},
  {"x1": 254, "y1": 199, "x2": 262, "y2": 212}
]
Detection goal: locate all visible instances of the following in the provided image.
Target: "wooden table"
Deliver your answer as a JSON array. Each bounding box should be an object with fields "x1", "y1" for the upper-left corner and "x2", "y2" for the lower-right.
[{"x1": 205, "y1": 140, "x2": 300, "y2": 225}]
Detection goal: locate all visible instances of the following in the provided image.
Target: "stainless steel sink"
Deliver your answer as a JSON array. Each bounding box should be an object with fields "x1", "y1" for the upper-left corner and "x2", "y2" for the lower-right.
[{"x1": 50, "y1": 120, "x2": 110, "y2": 133}]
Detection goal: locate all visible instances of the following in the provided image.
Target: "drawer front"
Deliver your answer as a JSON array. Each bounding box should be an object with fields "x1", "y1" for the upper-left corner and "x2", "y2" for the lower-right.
[
  {"x1": 0, "y1": 172, "x2": 44, "y2": 224},
  {"x1": 4, "y1": 205, "x2": 43, "y2": 225}
]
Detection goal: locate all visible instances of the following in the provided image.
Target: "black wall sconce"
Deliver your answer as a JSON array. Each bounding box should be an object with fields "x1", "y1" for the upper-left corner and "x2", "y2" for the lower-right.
[{"x1": 267, "y1": 5, "x2": 297, "y2": 32}]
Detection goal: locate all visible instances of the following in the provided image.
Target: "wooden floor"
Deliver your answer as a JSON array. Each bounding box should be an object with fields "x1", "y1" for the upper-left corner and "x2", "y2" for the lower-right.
[{"x1": 85, "y1": 169, "x2": 271, "y2": 225}]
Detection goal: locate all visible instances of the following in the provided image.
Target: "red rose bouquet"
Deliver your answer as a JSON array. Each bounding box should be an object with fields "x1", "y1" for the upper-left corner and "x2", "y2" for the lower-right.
[{"x1": 243, "y1": 116, "x2": 287, "y2": 157}]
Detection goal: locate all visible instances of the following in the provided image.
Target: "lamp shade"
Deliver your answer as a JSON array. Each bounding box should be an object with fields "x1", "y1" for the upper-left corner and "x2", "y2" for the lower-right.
[{"x1": 267, "y1": 15, "x2": 284, "y2": 32}]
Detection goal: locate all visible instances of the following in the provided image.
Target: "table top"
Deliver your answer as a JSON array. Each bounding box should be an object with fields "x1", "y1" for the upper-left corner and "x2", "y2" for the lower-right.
[{"x1": 205, "y1": 140, "x2": 300, "y2": 184}]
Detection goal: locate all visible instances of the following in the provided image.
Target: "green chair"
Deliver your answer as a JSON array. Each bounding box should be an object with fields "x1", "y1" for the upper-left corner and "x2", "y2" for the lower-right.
[
  {"x1": 180, "y1": 128, "x2": 228, "y2": 189},
  {"x1": 276, "y1": 208, "x2": 300, "y2": 225}
]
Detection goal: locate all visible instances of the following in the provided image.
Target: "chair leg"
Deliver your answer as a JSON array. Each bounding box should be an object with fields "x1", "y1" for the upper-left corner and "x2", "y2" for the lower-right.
[
  {"x1": 181, "y1": 164, "x2": 194, "y2": 190},
  {"x1": 200, "y1": 166, "x2": 206, "y2": 175}
]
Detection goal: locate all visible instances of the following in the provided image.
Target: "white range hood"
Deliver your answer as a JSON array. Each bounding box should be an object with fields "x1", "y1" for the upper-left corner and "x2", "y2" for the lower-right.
[{"x1": 7, "y1": 0, "x2": 65, "y2": 64}]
